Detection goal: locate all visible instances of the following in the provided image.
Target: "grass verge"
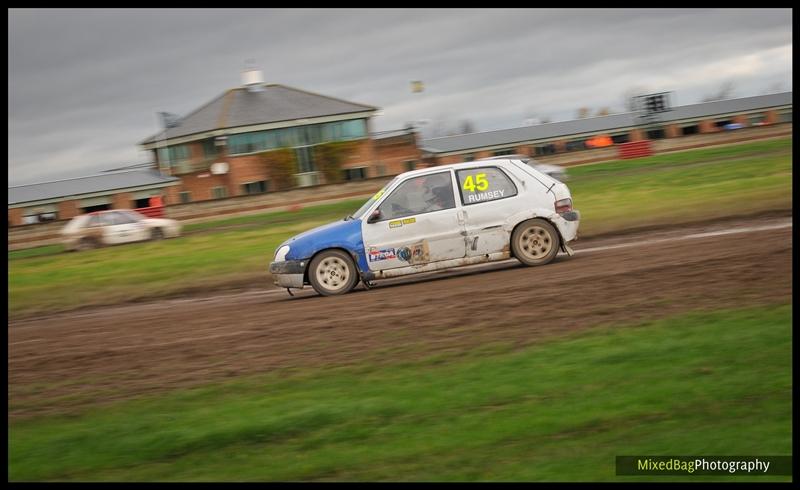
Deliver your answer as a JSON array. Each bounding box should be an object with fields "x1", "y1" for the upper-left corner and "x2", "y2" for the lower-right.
[{"x1": 8, "y1": 304, "x2": 792, "y2": 481}]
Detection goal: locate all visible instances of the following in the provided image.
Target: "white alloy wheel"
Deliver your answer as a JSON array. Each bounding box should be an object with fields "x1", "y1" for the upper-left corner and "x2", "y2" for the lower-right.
[
  {"x1": 512, "y1": 218, "x2": 560, "y2": 266},
  {"x1": 309, "y1": 250, "x2": 358, "y2": 296}
]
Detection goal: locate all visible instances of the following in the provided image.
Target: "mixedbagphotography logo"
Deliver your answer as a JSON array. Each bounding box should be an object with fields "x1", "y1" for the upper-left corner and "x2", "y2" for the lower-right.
[{"x1": 616, "y1": 456, "x2": 792, "y2": 476}]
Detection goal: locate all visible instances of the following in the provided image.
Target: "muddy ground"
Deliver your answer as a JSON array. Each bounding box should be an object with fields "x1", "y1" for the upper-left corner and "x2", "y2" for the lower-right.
[{"x1": 8, "y1": 215, "x2": 792, "y2": 419}]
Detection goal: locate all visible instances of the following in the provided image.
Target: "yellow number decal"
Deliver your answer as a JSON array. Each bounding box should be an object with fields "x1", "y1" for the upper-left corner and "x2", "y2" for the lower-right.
[
  {"x1": 462, "y1": 175, "x2": 476, "y2": 192},
  {"x1": 373, "y1": 189, "x2": 385, "y2": 200},
  {"x1": 475, "y1": 173, "x2": 488, "y2": 191},
  {"x1": 463, "y1": 173, "x2": 488, "y2": 192}
]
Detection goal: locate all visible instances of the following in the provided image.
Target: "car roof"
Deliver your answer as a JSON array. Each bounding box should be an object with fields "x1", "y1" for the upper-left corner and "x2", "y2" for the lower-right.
[{"x1": 398, "y1": 159, "x2": 525, "y2": 179}]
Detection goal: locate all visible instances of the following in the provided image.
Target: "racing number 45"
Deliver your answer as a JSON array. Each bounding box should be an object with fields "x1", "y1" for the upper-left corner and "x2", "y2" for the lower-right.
[{"x1": 462, "y1": 173, "x2": 488, "y2": 192}]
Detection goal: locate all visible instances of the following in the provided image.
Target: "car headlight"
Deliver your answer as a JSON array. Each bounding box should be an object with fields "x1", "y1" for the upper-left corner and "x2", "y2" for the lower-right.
[{"x1": 275, "y1": 245, "x2": 290, "y2": 262}]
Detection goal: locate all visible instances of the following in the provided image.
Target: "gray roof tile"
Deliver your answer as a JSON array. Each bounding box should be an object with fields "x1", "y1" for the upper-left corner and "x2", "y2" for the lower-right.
[
  {"x1": 141, "y1": 84, "x2": 377, "y2": 144},
  {"x1": 421, "y1": 92, "x2": 792, "y2": 154},
  {"x1": 9, "y1": 169, "x2": 179, "y2": 206}
]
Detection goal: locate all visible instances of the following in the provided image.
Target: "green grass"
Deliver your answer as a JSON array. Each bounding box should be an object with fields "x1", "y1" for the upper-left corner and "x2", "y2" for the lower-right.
[
  {"x1": 566, "y1": 138, "x2": 792, "y2": 234},
  {"x1": 8, "y1": 304, "x2": 792, "y2": 481},
  {"x1": 7, "y1": 138, "x2": 792, "y2": 318},
  {"x1": 8, "y1": 244, "x2": 64, "y2": 260}
]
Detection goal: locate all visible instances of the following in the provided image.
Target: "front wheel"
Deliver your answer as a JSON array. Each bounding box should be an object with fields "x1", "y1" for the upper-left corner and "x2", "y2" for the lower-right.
[
  {"x1": 511, "y1": 218, "x2": 561, "y2": 266},
  {"x1": 308, "y1": 250, "x2": 358, "y2": 296}
]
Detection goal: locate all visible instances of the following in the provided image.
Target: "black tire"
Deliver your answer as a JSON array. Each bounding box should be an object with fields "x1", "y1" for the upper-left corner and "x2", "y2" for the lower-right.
[
  {"x1": 151, "y1": 228, "x2": 164, "y2": 240},
  {"x1": 511, "y1": 218, "x2": 560, "y2": 266},
  {"x1": 77, "y1": 237, "x2": 100, "y2": 251},
  {"x1": 308, "y1": 250, "x2": 358, "y2": 296}
]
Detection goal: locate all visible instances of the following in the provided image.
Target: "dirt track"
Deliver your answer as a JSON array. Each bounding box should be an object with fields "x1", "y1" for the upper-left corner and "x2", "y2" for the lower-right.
[{"x1": 8, "y1": 215, "x2": 793, "y2": 418}]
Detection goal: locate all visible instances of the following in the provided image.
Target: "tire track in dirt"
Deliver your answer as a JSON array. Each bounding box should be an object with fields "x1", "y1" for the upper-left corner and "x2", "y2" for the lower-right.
[{"x1": 8, "y1": 216, "x2": 792, "y2": 418}]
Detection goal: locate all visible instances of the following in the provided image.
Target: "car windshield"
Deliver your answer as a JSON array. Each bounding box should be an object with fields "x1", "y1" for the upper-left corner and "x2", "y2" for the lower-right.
[{"x1": 347, "y1": 177, "x2": 399, "y2": 220}]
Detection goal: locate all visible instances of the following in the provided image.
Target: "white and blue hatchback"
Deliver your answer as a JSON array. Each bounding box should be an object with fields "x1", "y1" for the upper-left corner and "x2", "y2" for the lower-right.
[{"x1": 269, "y1": 158, "x2": 580, "y2": 296}]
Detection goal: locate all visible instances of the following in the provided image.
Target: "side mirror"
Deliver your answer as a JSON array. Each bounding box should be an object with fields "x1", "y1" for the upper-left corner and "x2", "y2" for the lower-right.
[{"x1": 367, "y1": 209, "x2": 382, "y2": 224}]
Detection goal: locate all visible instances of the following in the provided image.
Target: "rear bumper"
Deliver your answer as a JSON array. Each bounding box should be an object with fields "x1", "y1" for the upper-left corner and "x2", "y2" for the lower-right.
[{"x1": 552, "y1": 209, "x2": 580, "y2": 243}]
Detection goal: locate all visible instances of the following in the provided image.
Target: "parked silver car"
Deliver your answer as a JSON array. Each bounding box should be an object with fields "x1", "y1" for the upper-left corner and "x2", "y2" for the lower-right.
[{"x1": 61, "y1": 209, "x2": 182, "y2": 251}]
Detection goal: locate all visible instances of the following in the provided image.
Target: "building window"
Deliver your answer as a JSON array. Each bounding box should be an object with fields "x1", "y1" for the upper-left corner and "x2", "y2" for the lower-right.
[
  {"x1": 565, "y1": 139, "x2": 587, "y2": 152},
  {"x1": 493, "y1": 149, "x2": 515, "y2": 156},
  {"x1": 158, "y1": 144, "x2": 191, "y2": 167},
  {"x1": 242, "y1": 181, "x2": 268, "y2": 195},
  {"x1": 404, "y1": 159, "x2": 417, "y2": 171},
  {"x1": 202, "y1": 139, "x2": 218, "y2": 158},
  {"x1": 714, "y1": 120, "x2": 732, "y2": 129},
  {"x1": 534, "y1": 144, "x2": 557, "y2": 156},
  {"x1": 343, "y1": 167, "x2": 367, "y2": 181},
  {"x1": 212, "y1": 186, "x2": 228, "y2": 199},
  {"x1": 779, "y1": 110, "x2": 792, "y2": 123},
  {"x1": 610, "y1": 133, "x2": 630, "y2": 144},
  {"x1": 179, "y1": 191, "x2": 192, "y2": 204},
  {"x1": 134, "y1": 197, "x2": 151, "y2": 208},
  {"x1": 296, "y1": 146, "x2": 316, "y2": 173},
  {"x1": 646, "y1": 128, "x2": 666, "y2": 139},
  {"x1": 227, "y1": 119, "x2": 368, "y2": 156},
  {"x1": 22, "y1": 206, "x2": 58, "y2": 224},
  {"x1": 748, "y1": 113, "x2": 766, "y2": 125},
  {"x1": 463, "y1": 153, "x2": 475, "y2": 162},
  {"x1": 681, "y1": 125, "x2": 699, "y2": 136}
]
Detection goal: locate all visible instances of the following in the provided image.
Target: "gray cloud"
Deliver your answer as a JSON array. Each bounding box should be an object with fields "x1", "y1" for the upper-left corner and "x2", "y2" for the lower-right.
[{"x1": 8, "y1": 8, "x2": 792, "y2": 185}]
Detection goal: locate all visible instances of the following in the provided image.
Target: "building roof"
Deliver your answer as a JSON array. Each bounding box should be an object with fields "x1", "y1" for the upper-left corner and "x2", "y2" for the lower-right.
[
  {"x1": 141, "y1": 83, "x2": 378, "y2": 145},
  {"x1": 9, "y1": 169, "x2": 179, "y2": 206},
  {"x1": 371, "y1": 128, "x2": 416, "y2": 140},
  {"x1": 420, "y1": 92, "x2": 792, "y2": 154}
]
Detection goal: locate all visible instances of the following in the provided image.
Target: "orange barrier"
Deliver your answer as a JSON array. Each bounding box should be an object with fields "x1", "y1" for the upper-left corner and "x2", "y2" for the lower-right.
[
  {"x1": 586, "y1": 135, "x2": 613, "y2": 148},
  {"x1": 136, "y1": 206, "x2": 165, "y2": 218},
  {"x1": 618, "y1": 140, "x2": 654, "y2": 159}
]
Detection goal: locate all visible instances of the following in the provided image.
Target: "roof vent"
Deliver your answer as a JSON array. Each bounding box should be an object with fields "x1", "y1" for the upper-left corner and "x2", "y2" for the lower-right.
[{"x1": 242, "y1": 60, "x2": 265, "y2": 92}]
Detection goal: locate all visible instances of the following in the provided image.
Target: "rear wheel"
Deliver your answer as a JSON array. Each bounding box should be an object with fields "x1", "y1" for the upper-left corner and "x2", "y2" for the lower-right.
[
  {"x1": 77, "y1": 237, "x2": 100, "y2": 251},
  {"x1": 151, "y1": 228, "x2": 164, "y2": 240},
  {"x1": 308, "y1": 250, "x2": 358, "y2": 296},
  {"x1": 511, "y1": 218, "x2": 560, "y2": 266}
]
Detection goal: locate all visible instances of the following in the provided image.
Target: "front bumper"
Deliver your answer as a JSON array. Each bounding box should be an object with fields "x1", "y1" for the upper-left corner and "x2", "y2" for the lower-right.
[{"x1": 268, "y1": 259, "x2": 307, "y2": 289}]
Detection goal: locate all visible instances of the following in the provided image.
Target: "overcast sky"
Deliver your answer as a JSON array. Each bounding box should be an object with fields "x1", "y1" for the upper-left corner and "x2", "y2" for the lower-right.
[{"x1": 8, "y1": 8, "x2": 792, "y2": 185}]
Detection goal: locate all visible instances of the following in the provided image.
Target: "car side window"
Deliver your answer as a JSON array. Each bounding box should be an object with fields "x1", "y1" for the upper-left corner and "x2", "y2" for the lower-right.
[
  {"x1": 110, "y1": 212, "x2": 136, "y2": 225},
  {"x1": 87, "y1": 215, "x2": 101, "y2": 227},
  {"x1": 377, "y1": 172, "x2": 456, "y2": 221},
  {"x1": 98, "y1": 213, "x2": 115, "y2": 226},
  {"x1": 456, "y1": 166, "x2": 518, "y2": 205}
]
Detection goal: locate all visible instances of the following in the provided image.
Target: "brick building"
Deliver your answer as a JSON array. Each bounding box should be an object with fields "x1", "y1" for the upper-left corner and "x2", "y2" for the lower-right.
[
  {"x1": 419, "y1": 92, "x2": 792, "y2": 163},
  {"x1": 8, "y1": 169, "x2": 179, "y2": 226},
  {"x1": 139, "y1": 69, "x2": 420, "y2": 205}
]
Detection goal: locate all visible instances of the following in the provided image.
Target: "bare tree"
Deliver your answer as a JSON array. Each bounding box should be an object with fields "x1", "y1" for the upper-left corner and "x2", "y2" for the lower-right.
[
  {"x1": 576, "y1": 107, "x2": 591, "y2": 119},
  {"x1": 702, "y1": 80, "x2": 736, "y2": 102},
  {"x1": 596, "y1": 107, "x2": 611, "y2": 117}
]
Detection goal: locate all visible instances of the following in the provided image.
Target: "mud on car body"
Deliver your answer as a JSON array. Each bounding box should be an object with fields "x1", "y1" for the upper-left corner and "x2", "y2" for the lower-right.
[{"x1": 269, "y1": 158, "x2": 580, "y2": 296}]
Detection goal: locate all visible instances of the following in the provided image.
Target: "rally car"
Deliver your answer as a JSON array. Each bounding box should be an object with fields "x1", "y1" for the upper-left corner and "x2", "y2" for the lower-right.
[{"x1": 269, "y1": 158, "x2": 580, "y2": 296}]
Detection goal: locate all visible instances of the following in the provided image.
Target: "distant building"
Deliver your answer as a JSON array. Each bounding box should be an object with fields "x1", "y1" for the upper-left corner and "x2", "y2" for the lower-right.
[
  {"x1": 8, "y1": 169, "x2": 179, "y2": 226},
  {"x1": 420, "y1": 92, "x2": 792, "y2": 164},
  {"x1": 139, "y1": 68, "x2": 419, "y2": 204}
]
